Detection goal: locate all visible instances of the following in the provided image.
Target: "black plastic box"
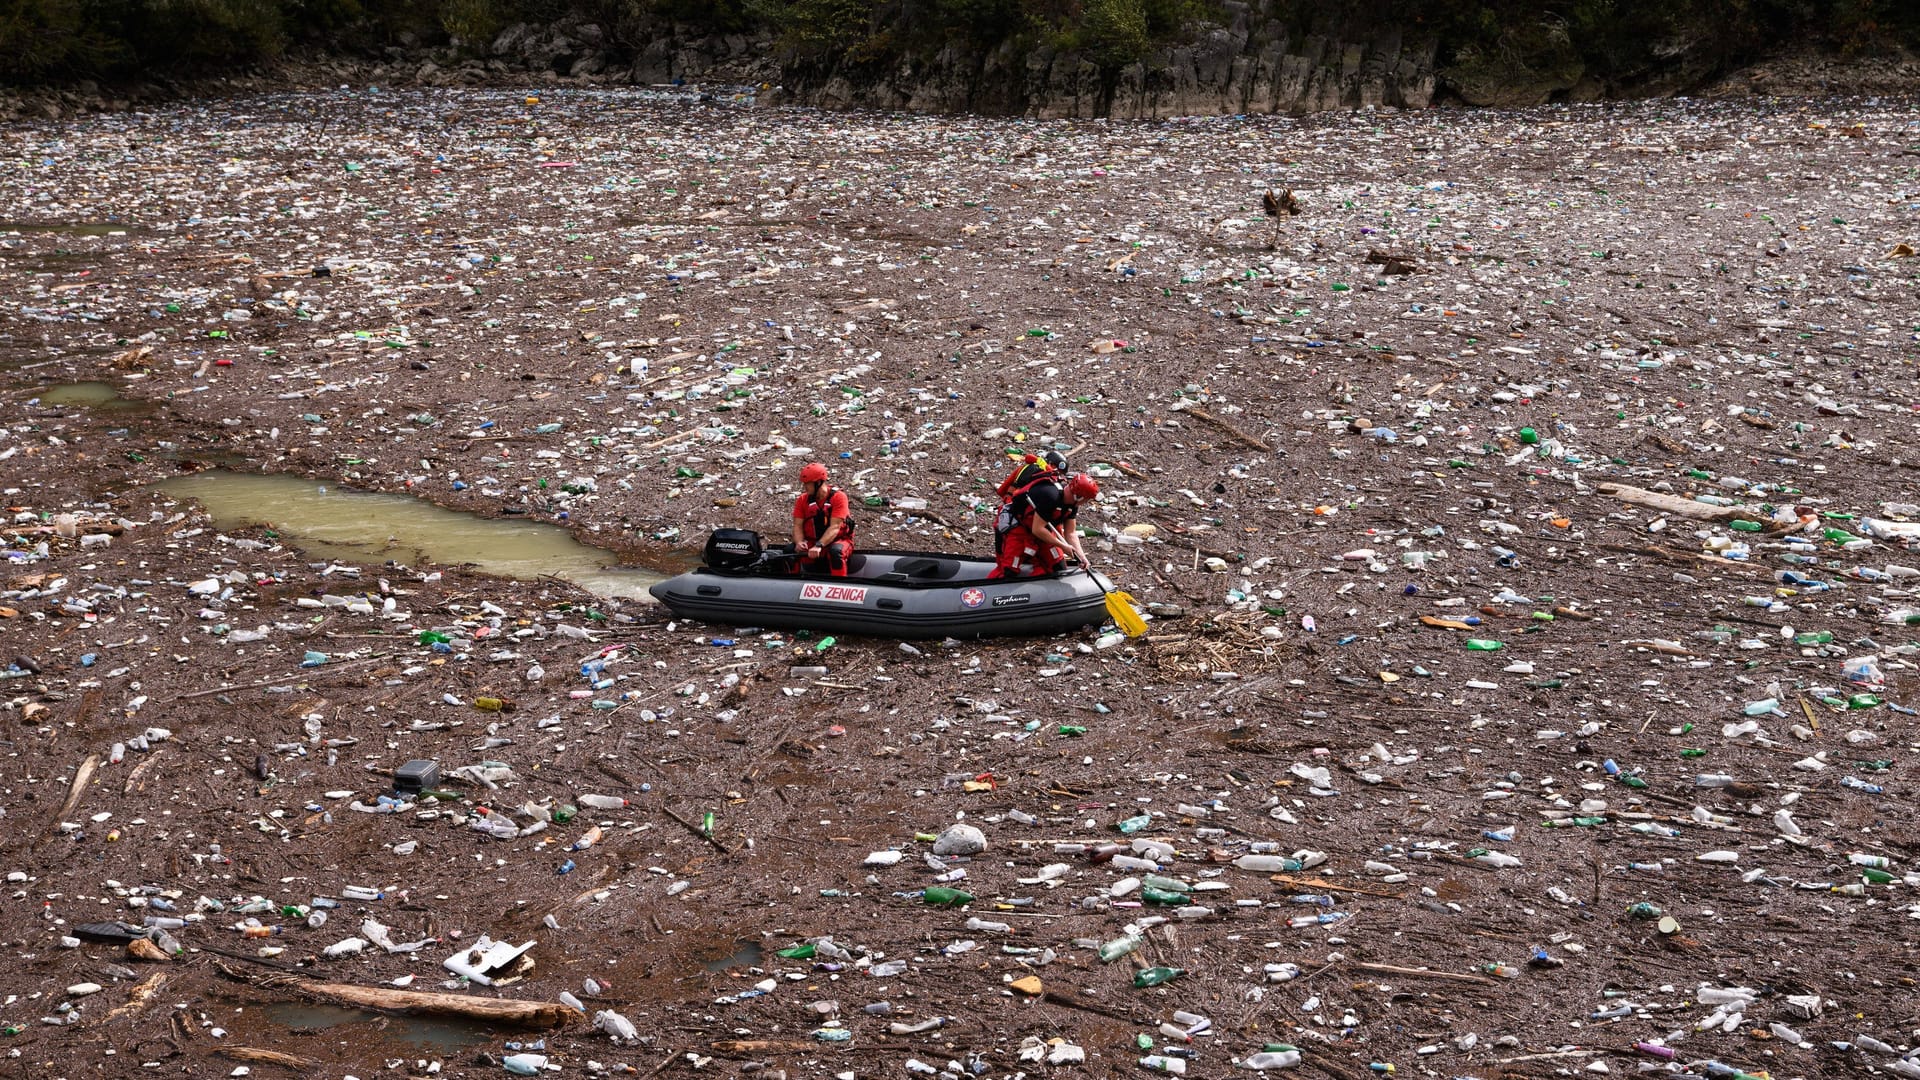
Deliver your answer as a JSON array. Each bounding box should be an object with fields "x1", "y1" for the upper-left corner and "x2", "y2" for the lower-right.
[{"x1": 393, "y1": 759, "x2": 441, "y2": 794}]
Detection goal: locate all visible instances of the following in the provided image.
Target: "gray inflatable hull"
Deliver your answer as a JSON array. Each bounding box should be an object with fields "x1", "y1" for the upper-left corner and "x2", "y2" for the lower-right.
[{"x1": 647, "y1": 549, "x2": 1113, "y2": 639}]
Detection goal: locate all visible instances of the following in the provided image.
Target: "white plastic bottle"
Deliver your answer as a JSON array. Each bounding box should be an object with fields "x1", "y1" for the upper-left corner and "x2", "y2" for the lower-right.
[{"x1": 577, "y1": 794, "x2": 628, "y2": 810}]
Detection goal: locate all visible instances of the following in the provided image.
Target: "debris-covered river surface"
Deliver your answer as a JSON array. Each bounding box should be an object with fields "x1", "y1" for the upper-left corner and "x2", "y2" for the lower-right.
[{"x1": 3, "y1": 86, "x2": 1920, "y2": 1080}]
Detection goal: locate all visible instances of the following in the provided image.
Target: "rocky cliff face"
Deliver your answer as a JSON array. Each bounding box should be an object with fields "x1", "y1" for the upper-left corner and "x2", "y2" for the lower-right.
[
  {"x1": 463, "y1": 2, "x2": 1432, "y2": 118},
  {"x1": 772, "y1": 3, "x2": 1436, "y2": 118}
]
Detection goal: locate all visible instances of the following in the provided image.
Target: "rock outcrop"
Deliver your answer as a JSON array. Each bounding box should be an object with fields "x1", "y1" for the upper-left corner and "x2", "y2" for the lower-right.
[{"x1": 768, "y1": 3, "x2": 1437, "y2": 118}]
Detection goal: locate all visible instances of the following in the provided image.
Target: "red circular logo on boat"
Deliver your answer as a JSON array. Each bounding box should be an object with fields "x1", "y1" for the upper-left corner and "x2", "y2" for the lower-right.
[{"x1": 961, "y1": 588, "x2": 984, "y2": 608}]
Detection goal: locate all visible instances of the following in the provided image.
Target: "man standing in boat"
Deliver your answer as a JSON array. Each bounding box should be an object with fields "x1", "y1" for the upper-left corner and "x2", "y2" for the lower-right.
[
  {"x1": 989, "y1": 471, "x2": 1098, "y2": 579},
  {"x1": 792, "y1": 462, "x2": 855, "y2": 577}
]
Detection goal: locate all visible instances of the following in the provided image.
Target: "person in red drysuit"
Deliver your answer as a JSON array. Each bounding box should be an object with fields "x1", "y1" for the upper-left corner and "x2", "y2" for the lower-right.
[
  {"x1": 989, "y1": 471, "x2": 1098, "y2": 579},
  {"x1": 791, "y1": 461, "x2": 854, "y2": 576}
]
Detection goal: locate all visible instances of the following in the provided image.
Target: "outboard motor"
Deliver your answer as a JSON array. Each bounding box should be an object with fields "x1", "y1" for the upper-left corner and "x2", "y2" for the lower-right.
[{"x1": 703, "y1": 528, "x2": 763, "y2": 569}]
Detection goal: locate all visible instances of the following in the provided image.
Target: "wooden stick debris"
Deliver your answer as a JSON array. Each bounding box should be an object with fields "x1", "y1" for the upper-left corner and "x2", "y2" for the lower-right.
[
  {"x1": 1263, "y1": 874, "x2": 1401, "y2": 898},
  {"x1": 216, "y1": 1047, "x2": 316, "y2": 1069},
  {"x1": 172, "y1": 653, "x2": 392, "y2": 701},
  {"x1": 1042, "y1": 988, "x2": 1149, "y2": 1024},
  {"x1": 664, "y1": 804, "x2": 733, "y2": 854},
  {"x1": 1184, "y1": 406, "x2": 1272, "y2": 452},
  {"x1": 1348, "y1": 961, "x2": 1496, "y2": 986}
]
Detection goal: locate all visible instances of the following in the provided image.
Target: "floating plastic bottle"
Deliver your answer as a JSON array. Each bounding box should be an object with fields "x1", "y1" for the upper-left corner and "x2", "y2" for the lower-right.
[{"x1": 1239, "y1": 1048, "x2": 1302, "y2": 1070}]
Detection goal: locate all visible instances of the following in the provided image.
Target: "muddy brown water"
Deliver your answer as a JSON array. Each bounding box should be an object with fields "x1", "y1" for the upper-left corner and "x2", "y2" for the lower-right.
[
  {"x1": 263, "y1": 1003, "x2": 494, "y2": 1051},
  {"x1": 156, "y1": 470, "x2": 665, "y2": 598},
  {"x1": 27, "y1": 380, "x2": 151, "y2": 411}
]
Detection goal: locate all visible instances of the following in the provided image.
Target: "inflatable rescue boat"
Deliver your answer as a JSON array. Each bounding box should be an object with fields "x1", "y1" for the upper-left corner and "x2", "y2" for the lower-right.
[{"x1": 646, "y1": 529, "x2": 1113, "y2": 639}]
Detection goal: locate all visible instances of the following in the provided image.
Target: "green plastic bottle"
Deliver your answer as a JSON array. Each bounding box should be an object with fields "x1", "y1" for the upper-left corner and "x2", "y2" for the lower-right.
[
  {"x1": 921, "y1": 887, "x2": 972, "y2": 907},
  {"x1": 1464, "y1": 639, "x2": 1503, "y2": 651}
]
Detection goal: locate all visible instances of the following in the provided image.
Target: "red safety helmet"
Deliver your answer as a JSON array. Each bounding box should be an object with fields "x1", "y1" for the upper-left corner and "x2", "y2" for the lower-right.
[
  {"x1": 1066, "y1": 473, "x2": 1099, "y2": 501},
  {"x1": 799, "y1": 462, "x2": 829, "y2": 483}
]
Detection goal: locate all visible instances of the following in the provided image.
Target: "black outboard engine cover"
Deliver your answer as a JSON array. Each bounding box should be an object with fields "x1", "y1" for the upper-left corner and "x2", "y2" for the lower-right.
[{"x1": 704, "y1": 528, "x2": 763, "y2": 569}]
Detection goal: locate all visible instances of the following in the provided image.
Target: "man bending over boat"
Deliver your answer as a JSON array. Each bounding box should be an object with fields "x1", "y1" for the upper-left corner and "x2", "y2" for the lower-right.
[
  {"x1": 989, "y1": 472, "x2": 1098, "y2": 579},
  {"x1": 792, "y1": 461, "x2": 855, "y2": 577}
]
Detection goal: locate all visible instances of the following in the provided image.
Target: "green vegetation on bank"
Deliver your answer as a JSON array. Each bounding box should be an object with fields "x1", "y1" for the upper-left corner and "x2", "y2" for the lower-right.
[{"x1": 3, "y1": 0, "x2": 1917, "y2": 89}]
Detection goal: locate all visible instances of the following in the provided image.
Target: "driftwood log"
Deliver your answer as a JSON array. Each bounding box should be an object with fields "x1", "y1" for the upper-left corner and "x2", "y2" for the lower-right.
[
  {"x1": 1182, "y1": 406, "x2": 1272, "y2": 452},
  {"x1": 1595, "y1": 482, "x2": 1766, "y2": 525},
  {"x1": 49, "y1": 754, "x2": 100, "y2": 838},
  {"x1": 711, "y1": 1039, "x2": 818, "y2": 1054},
  {"x1": 291, "y1": 979, "x2": 570, "y2": 1028}
]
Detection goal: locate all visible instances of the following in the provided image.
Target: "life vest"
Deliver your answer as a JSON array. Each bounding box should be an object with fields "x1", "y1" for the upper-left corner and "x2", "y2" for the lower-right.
[
  {"x1": 995, "y1": 473, "x2": 1066, "y2": 543},
  {"x1": 800, "y1": 486, "x2": 855, "y2": 546},
  {"x1": 996, "y1": 454, "x2": 1062, "y2": 503}
]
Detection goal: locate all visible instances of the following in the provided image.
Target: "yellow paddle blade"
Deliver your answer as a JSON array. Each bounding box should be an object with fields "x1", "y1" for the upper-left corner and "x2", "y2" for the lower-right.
[{"x1": 1105, "y1": 589, "x2": 1147, "y2": 638}]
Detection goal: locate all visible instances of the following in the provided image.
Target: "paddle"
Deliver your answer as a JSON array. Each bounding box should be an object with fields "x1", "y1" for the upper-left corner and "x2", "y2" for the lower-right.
[{"x1": 1085, "y1": 564, "x2": 1147, "y2": 638}]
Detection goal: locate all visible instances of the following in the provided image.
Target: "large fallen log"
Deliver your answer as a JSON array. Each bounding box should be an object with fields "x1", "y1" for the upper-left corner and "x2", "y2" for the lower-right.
[
  {"x1": 1594, "y1": 482, "x2": 1766, "y2": 525},
  {"x1": 291, "y1": 980, "x2": 570, "y2": 1028}
]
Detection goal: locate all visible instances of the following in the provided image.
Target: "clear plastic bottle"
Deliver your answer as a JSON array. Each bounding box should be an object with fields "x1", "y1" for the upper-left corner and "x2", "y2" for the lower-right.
[
  {"x1": 576, "y1": 794, "x2": 628, "y2": 810},
  {"x1": 1240, "y1": 1050, "x2": 1302, "y2": 1070}
]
